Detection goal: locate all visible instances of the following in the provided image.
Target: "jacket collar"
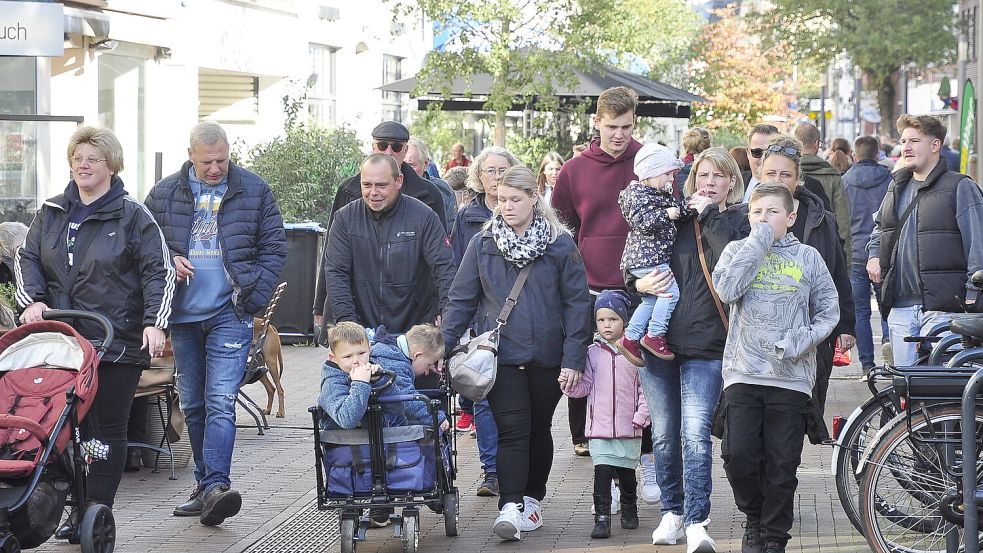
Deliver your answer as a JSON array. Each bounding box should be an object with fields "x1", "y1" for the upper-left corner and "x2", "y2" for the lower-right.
[
  {"x1": 178, "y1": 160, "x2": 246, "y2": 195},
  {"x1": 47, "y1": 175, "x2": 128, "y2": 216},
  {"x1": 892, "y1": 157, "x2": 948, "y2": 190},
  {"x1": 793, "y1": 184, "x2": 826, "y2": 240}
]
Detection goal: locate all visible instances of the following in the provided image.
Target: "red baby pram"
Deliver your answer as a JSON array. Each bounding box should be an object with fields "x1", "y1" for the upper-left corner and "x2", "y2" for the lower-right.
[{"x1": 0, "y1": 310, "x2": 112, "y2": 553}]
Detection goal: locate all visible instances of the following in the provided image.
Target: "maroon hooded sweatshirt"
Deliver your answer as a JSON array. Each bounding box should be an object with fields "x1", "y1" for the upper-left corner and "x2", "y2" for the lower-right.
[{"x1": 551, "y1": 137, "x2": 643, "y2": 290}]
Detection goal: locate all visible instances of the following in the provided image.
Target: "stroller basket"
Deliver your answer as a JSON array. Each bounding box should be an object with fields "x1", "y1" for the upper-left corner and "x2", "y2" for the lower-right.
[{"x1": 320, "y1": 425, "x2": 436, "y2": 497}]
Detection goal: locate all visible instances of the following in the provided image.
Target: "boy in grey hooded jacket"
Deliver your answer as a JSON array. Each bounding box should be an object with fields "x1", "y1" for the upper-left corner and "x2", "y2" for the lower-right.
[{"x1": 711, "y1": 183, "x2": 839, "y2": 552}]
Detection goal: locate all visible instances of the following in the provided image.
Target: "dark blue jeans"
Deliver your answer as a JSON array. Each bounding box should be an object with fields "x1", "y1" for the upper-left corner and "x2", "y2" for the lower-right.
[
  {"x1": 639, "y1": 354, "x2": 722, "y2": 525},
  {"x1": 171, "y1": 304, "x2": 253, "y2": 492},
  {"x1": 850, "y1": 263, "x2": 889, "y2": 368}
]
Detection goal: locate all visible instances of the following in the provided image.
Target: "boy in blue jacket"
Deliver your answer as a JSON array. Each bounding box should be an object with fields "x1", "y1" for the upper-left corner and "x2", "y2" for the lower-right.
[
  {"x1": 318, "y1": 322, "x2": 408, "y2": 431},
  {"x1": 367, "y1": 324, "x2": 449, "y2": 431}
]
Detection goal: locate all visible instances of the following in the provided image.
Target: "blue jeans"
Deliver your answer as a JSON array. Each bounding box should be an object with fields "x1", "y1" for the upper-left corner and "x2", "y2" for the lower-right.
[
  {"x1": 850, "y1": 263, "x2": 889, "y2": 368},
  {"x1": 886, "y1": 304, "x2": 952, "y2": 366},
  {"x1": 171, "y1": 304, "x2": 253, "y2": 491},
  {"x1": 474, "y1": 398, "x2": 498, "y2": 474},
  {"x1": 626, "y1": 264, "x2": 680, "y2": 340},
  {"x1": 638, "y1": 354, "x2": 722, "y2": 525}
]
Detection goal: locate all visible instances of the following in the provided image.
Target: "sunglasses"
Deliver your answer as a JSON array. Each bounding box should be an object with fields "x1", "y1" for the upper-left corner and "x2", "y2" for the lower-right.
[
  {"x1": 748, "y1": 148, "x2": 766, "y2": 159},
  {"x1": 374, "y1": 141, "x2": 406, "y2": 153},
  {"x1": 765, "y1": 144, "x2": 801, "y2": 157}
]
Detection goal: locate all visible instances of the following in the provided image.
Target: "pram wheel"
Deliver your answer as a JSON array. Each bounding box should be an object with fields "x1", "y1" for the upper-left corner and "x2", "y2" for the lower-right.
[
  {"x1": 401, "y1": 512, "x2": 418, "y2": 553},
  {"x1": 443, "y1": 490, "x2": 458, "y2": 537},
  {"x1": 339, "y1": 518, "x2": 357, "y2": 553},
  {"x1": 0, "y1": 534, "x2": 20, "y2": 553},
  {"x1": 79, "y1": 504, "x2": 115, "y2": 553}
]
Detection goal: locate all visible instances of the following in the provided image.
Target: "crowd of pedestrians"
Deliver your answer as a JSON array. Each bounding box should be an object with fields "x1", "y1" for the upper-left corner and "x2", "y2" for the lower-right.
[{"x1": 7, "y1": 83, "x2": 981, "y2": 553}]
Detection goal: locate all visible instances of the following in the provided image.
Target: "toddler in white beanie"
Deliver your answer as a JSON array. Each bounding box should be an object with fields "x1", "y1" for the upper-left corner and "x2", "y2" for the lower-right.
[{"x1": 616, "y1": 143, "x2": 693, "y2": 366}]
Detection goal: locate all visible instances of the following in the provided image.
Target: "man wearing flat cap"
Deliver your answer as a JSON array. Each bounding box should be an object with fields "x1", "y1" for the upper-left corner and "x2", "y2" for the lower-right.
[{"x1": 314, "y1": 121, "x2": 449, "y2": 332}]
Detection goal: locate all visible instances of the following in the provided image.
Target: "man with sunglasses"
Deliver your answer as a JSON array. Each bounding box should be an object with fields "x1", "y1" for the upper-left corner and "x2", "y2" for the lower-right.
[
  {"x1": 315, "y1": 121, "x2": 448, "y2": 333},
  {"x1": 742, "y1": 124, "x2": 833, "y2": 213},
  {"x1": 795, "y1": 123, "x2": 853, "y2": 262}
]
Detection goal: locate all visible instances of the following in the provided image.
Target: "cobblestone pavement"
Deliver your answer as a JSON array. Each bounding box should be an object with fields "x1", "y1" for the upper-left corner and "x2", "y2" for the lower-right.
[{"x1": 35, "y1": 337, "x2": 883, "y2": 553}]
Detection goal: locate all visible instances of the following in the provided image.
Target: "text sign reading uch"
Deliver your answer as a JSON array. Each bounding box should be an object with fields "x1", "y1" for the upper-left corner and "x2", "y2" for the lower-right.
[{"x1": 0, "y1": 1, "x2": 63, "y2": 56}]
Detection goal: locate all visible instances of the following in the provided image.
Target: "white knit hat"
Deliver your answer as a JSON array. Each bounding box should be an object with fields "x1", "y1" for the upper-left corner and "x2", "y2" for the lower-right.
[{"x1": 633, "y1": 143, "x2": 684, "y2": 181}]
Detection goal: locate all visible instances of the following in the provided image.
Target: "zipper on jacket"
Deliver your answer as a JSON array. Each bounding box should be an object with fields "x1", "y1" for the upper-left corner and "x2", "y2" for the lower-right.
[{"x1": 611, "y1": 352, "x2": 618, "y2": 437}]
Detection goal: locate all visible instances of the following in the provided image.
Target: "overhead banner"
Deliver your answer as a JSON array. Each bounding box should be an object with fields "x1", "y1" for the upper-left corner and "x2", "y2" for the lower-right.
[
  {"x1": 960, "y1": 79, "x2": 975, "y2": 174},
  {"x1": 0, "y1": 1, "x2": 64, "y2": 56}
]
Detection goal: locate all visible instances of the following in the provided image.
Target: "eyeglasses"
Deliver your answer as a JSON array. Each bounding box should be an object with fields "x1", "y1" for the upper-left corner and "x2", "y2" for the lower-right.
[
  {"x1": 765, "y1": 144, "x2": 801, "y2": 157},
  {"x1": 374, "y1": 141, "x2": 406, "y2": 153},
  {"x1": 71, "y1": 156, "x2": 107, "y2": 166},
  {"x1": 482, "y1": 167, "x2": 509, "y2": 177},
  {"x1": 748, "y1": 148, "x2": 766, "y2": 159}
]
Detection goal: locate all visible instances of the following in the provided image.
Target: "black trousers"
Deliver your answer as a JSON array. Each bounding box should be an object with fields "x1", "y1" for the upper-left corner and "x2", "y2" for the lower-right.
[
  {"x1": 593, "y1": 464, "x2": 637, "y2": 498},
  {"x1": 85, "y1": 362, "x2": 142, "y2": 507},
  {"x1": 487, "y1": 364, "x2": 564, "y2": 509},
  {"x1": 721, "y1": 383, "x2": 808, "y2": 544},
  {"x1": 812, "y1": 339, "x2": 834, "y2": 419}
]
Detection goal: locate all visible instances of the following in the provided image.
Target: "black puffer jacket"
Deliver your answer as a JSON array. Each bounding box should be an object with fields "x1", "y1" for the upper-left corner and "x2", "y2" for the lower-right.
[
  {"x1": 441, "y1": 229, "x2": 592, "y2": 370},
  {"x1": 15, "y1": 177, "x2": 174, "y2": 366},
  {"x1": 144, "y1": 161, "x2": 287, "y2": 318}
]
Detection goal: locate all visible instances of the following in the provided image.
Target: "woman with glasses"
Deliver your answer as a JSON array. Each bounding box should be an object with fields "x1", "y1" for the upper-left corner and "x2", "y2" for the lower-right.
[
  {"x1": 448, "y1": 145, "x2": 520, "y2": 498},
  {"x1": 441, "y1": 166, "x2": 591, "y2": 541},
  {"x1": 15, "y1": 126, "x2": 174, "y2": 537},
  {"x1": 638, "y1": 147, "x2": 747, "y2": 551},
  {"x1": 536, "y1": 152, "x2": 564, "y2": 205}
]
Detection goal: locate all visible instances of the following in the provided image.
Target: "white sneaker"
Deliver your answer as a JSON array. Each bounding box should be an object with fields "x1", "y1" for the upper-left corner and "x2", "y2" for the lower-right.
[
  {"x1": 685, "y1": 520, "x2": 716, "y2": 553},
  {"x1": 493, "y1": 502, "x2": 522, "y2": 541},
  {"x1": 639, "y1": 453, "x2": 661, "y2": 504},
  {"x1": 591, "y1": 481, "x2": 621, "y2": 514},
  {"x1": 520, "y1": 496, "x2": 543, "y2": 531},
  {"x1": 652, "y1": 512, "x2": 685, "y2": 545}
]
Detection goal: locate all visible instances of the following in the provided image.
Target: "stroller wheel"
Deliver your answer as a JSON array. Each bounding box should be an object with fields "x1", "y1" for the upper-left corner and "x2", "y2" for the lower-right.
[
  {"x1": 0, "y1": 534, "x2": 20, "y2": 553},
  {"x1": 79, "y1": 504, "x2": 115, "y2": 553},
  {"x1": 443, "y1": 490, "x2": 459, "y2": 537},
  {"x1": 340, "y1": 517, "x2": 357, "y2": 553}
]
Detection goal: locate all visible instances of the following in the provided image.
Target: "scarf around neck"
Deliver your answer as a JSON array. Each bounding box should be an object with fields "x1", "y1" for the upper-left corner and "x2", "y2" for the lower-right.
[{"x1": 490, "y1": 213, "x2": 551, "y2": 268}]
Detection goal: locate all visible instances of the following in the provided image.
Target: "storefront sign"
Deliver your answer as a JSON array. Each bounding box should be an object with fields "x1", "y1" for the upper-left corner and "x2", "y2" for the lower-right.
[
  {"x1": 960, "y1": 79, "x2": 975, "y2": 174},
  {"x1": 0, "y1": 1, "x2": 63, "y2": 56}
]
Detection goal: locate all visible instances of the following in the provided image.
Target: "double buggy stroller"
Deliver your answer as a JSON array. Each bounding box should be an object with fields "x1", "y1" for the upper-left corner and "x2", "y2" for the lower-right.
[
  {"x1": 311, "y1": 369, "x2": 458, "y2": 553},
  {"x1": 0, "y1": 310, "x2": 114, "y2": 553}
]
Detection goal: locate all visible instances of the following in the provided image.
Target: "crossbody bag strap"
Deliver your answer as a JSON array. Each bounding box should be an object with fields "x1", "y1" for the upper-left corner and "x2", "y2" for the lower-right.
[
  {"x1": 694, "y1": 220, "x2": 728, "y2": 332},
  {"x1": 495, "y1": 263, "x2": 534, "y2": 327}
]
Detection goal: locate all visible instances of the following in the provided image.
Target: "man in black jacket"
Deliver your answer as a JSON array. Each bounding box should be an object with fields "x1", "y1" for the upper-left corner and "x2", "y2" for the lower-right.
[
  {"x1": 314, "y1": 121, "x2": 447, "y2": 331},
  {"x1": 324, "y1": 154, "x2": 455, "y2": 334},
  {"x1": 145, "y1": 122, "x2": 286, "y2": 527}
]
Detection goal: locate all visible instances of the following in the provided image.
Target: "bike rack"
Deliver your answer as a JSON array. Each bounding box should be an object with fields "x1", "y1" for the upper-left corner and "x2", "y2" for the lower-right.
[{"x1": 962, "y1": 367, "x2": 983, "y2": 553}]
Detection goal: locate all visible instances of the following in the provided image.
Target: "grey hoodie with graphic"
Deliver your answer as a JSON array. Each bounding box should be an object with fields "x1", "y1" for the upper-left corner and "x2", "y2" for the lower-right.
[{"x1": 713, "y1": 223, "x2": 840, "y2": 397}]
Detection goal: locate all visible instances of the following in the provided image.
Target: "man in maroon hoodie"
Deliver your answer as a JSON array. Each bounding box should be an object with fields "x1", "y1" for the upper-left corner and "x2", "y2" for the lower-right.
[{"x1": 551, "y1": 86, "x2": 646, "y2": 465}]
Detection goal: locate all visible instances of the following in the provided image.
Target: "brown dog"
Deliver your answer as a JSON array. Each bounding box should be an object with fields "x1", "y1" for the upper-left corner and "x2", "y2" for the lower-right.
[{"x1": 253, "y1": 320, "x2": 286, "y2": 418}]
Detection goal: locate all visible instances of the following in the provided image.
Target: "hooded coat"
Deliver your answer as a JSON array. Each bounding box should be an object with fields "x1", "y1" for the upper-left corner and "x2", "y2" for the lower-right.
[
  {"x1": 841, "y1": 159, "x2": 891, "y2": 264},
  {"x1": 801, "y1": 154, "x2": 853, "y2": 262},
  {"x1": 551, "y1": 138, "x2": 643, "y2": 290}
]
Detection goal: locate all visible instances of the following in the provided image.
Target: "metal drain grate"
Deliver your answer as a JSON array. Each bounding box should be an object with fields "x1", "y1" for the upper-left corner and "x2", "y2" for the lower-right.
[{"x1": 244, "y1": 499, "x2": 339, "y2": 553}]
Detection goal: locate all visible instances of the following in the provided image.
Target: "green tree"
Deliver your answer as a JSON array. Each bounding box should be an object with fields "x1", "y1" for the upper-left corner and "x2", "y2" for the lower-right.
[
  {"x1": 389, "y1": 0, "x2": 648, "y2": 146},
  {"x1": 757, "y1": 0, "x2": 959, "y2": 136},
  {"x1": 243, "y1": 87, "x2": 363, "y2": 227},
  {"x1": 610, "y1": 0, "x2": 702, "y2": 88}
]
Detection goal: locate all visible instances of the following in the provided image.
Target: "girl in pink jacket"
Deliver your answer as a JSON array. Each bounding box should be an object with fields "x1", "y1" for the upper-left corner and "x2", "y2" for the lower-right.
[{"x1": 563, "y1": 290, "x2": 650, "y2": 539}]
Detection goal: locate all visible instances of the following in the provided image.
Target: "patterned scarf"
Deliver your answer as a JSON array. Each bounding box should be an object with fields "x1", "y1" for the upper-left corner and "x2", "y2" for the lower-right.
[{"x1": 490, "y1": 213, "x2": 551, "y2": 268}]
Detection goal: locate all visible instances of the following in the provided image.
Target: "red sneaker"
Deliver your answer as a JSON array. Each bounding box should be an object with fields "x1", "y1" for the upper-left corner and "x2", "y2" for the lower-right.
[
  {"x1": 641, "y1": 335, "x2": 675, "y2": 360},
  {"x1": 618, "y1": 337, "x2": 646, "y2": 367},
  {"x1": 455, "y1": 412, "x2": 475, "y2": 433}
]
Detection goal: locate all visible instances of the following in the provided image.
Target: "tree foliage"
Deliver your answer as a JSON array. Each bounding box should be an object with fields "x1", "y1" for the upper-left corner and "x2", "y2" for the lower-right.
[
  {"x1": 389, "y1": 0, "x2": 687, "y2": 146},
  {"x1": 609, "y1": 0, "x2": 702, "y2": 88},
  {"x1": 689, "y1": 8, "x2": 801, "y2": 138},
  {"x1": 242, "y1": 87, "x2": 363, "y2": 227},
  {"x1": 757, "y1": 0, "x2": 959, "y2": 136}
]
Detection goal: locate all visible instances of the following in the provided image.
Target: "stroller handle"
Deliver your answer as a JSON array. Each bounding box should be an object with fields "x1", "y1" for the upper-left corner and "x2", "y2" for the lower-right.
[{"x1": 42, "y1": 309, "x2": 114, "y2": 354}]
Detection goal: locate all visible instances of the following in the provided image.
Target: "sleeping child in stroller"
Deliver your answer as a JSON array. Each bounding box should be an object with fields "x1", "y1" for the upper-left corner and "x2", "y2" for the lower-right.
[{"x1": 318, "y1": 322, "x2": 447, "y2": 432}]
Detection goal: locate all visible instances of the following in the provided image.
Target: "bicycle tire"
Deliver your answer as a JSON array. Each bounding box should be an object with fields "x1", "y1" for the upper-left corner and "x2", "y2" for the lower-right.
[
  {"x1": 858, "y1": 404, "x2": 983, "y2": 553},
  {"x1": 834, "y1": 389, "x2": 901, "y2": 534}
]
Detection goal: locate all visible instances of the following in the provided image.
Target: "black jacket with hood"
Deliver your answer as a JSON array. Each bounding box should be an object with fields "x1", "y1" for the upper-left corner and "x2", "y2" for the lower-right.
[{"x1": 15, "y1": 177, "x2": 175, "y2": 366}]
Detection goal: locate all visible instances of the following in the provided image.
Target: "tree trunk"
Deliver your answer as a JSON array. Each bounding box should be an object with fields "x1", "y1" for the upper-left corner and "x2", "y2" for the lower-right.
[
  {"x1": 494, "y1": 110, "x2": 506, "y2": 146},
  {"x1": 877, "y1": 72, "x2": 898, "y2": 138}
]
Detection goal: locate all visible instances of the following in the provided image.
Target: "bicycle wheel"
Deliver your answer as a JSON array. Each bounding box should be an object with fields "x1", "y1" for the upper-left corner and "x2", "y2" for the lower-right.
[
  {"x1": 859, "y1": 404, "x2": 983, "y2": 553},
  {"x1": 834, "y1": 389, "x2": 901, "y2": 534}
]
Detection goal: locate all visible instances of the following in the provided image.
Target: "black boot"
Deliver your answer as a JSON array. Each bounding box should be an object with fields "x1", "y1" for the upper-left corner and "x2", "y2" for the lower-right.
[
  {"x1": 620, "y1": 491, "x2": 639, "y2": 529},
  {"x1": 124, "y1": 447, "x2": 142, "y2": 472},
  {"x1": 54, "y1": 507, "x2": 80, "y2": 544},
  {"x1": 591, "y1": 493, "x2": 611, "y2": 539}
]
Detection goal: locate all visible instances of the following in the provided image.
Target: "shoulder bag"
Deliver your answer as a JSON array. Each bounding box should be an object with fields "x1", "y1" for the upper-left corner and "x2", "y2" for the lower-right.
[{"x1": 448, "y1": 263, "x2": 533, "y2": 402}]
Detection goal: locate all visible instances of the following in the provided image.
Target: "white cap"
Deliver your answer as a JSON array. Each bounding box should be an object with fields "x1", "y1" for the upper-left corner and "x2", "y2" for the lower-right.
[{"x1": 634, "y1": 143, "x2": 684, "y2": 181}]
